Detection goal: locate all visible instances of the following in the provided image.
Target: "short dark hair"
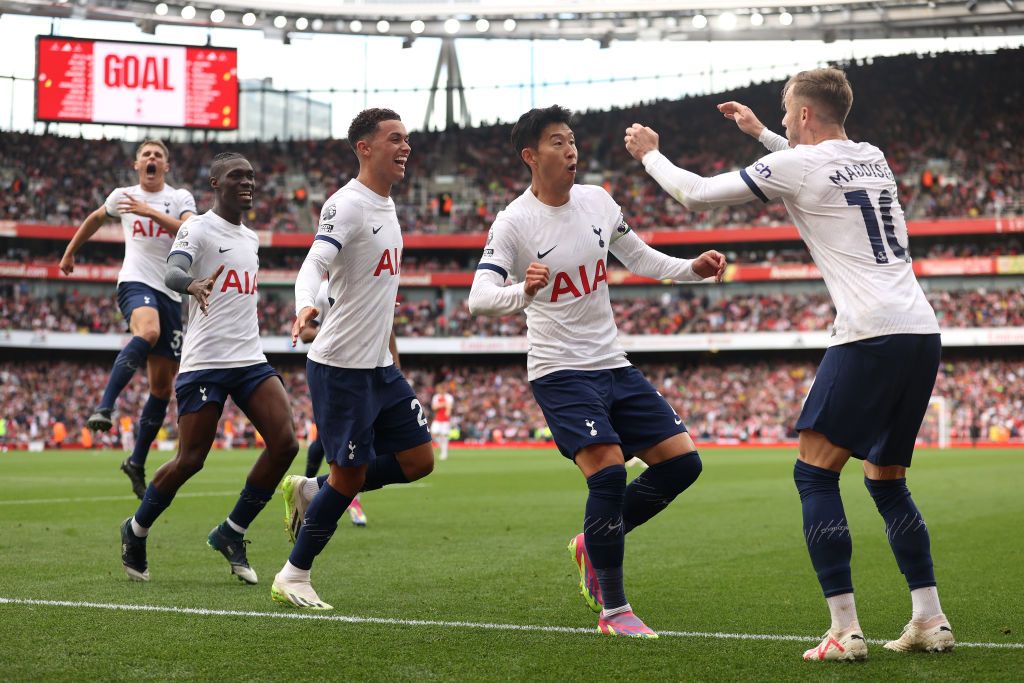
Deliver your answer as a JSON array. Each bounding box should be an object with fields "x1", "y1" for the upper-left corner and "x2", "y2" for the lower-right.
[
  {"x1": 347, "y1": 108, "x2": 402, "y2": 153},
  {"x1": 782, "y1": 68, "x2": 854, "y2": 126},
  {"x1": 510, "y1": 105, "x2": 575, "y2": 168},
  {"x1": 209, "y1": 152, "x2": 248, "y2": 180}
]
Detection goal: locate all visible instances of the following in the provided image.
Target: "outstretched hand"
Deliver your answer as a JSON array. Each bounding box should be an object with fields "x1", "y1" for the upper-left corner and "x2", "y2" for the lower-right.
[
  {"x1": 291, "y1": 305, "x2": 320, "y2": 347},
  {"x1": 188, "y1": 264, "x2": 225, "y2": 316},
  {"x1": 692, "y1": 250, "x2": 727, "y2": 282},
  {"x1": 717, "y1": 101, "x2": 766, "y2": 139}
]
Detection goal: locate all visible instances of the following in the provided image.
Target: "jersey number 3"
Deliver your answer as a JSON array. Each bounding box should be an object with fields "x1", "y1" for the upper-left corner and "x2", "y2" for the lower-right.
[{"x1": 844, "y1": 189, "x2": 910, "y2": 264}]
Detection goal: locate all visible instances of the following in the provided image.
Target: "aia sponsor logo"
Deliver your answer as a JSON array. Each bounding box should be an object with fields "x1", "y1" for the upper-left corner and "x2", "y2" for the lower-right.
[
  {"x1": 550, "y1": 259, "x2": 607, "y2": 302},
  {"x1": 373, "y1": 248, "x2": 402, "y2": 277},
  {"x1": 220, "y1": 269, "x2": 258, "y2": 295}
]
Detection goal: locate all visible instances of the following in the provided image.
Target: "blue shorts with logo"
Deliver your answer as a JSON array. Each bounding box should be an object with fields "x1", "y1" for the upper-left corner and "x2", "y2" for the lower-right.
[
  {"x1": 529, "y1": 366, "x2": 688, "y2": 461},
  {"x1": 116, "y1": 282, "x2": 183, "y2": 360},
  {"x1": 796, "y1": 334, "x2": 941, "y2": 468},
  {"x1": 307, "y1": 359, "x2": 432, "y2": 467},
  {"x1": 176, "y1": 362, "x2": 281, "y2": 418}
]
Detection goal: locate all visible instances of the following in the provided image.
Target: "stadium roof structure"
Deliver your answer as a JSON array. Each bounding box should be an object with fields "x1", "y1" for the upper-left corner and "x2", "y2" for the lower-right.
[{"x1": 6, "y1": 0, "x2": 1024, "y2": 42}]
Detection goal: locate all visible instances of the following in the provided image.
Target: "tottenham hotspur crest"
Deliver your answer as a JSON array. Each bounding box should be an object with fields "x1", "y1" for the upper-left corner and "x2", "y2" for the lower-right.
[
  {"x1": 199, "y1": 386, "x2": 208, "y2": 402},
  {"x1": 348, "y1": 441, "x2": 357, "y2": 460},
  {"x1": 585, "y1": 419, "x2": 597, "y2": 436},
  {"x1": 592, "y1": 226, "x2": 605, "y2": 248}
]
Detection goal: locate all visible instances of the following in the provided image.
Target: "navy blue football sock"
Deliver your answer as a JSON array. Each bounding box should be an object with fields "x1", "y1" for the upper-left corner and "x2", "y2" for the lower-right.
[
  {"x1": 128, "y1": 395, "x2": 168, "y2": 467},
  {"x1": 133, "y1": 482, "x2": 176, "y2": 529},
  {"x1": 223, "y1": 482, "x2": 275, "y2": 537},
  {"x1": 99, "y1": 336, "x2": 150, "y2": 411},
  {"x1": 623, "y1": 451, "x2": 702, "y2": 533},
  {"x1": 362, "y1": 453, "x2": 408, "y2": 491},
  {"x1": 288, "y1": 482, "x2": 351, "y2": 570},
  {"x1": 794, "y1": 460, "x2": 853, "y2": 597},
  {"x1": 584, "y1": 464, "x2": 627, "y2": 610},
  {"x1": 865, "y1": 477, "x2": 936, "y2": 590},
  {"x1": 305, "y1": 438, "x2": 325, "y2": 478}
]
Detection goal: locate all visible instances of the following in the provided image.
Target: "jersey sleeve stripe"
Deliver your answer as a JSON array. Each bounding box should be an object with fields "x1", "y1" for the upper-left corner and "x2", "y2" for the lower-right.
[
  {"x1": 167, "y1": 250, "x2": 193, "y2": 265},
  {"x1": 178, "y1": 210, "x2": 193, "y2": 219},
  {"x1": 476, "y1": 263, "x2": 508, "y2": 280},
  {"x1": 739, "y1": 168, "x2": 770, "y2": 204},
  {"x1": 314, "y1": 234, "x2": 342, "y2": 250}
]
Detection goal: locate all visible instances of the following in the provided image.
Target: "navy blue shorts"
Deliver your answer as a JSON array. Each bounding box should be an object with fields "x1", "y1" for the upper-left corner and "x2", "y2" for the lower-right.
[
  {"x1": 796, "y1": 334, "x2": 941, "y2": 467},
  {"x1": 306, "y1": 360, "x2": 432, "y2": 467},
  {"x1": 529, "y1": 366, "x2": 688, "y2": 461},
  {"x1": 176, "y1": 362, "x2": 281, "y2": 418},
  {"x1": 116, "y1": 282, "x2": 184, "y2": 360}
]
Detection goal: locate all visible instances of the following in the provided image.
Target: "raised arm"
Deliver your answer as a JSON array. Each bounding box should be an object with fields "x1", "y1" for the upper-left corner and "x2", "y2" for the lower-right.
[
  {"x1": 625, "y1": 124, "x2": 773, "y2": 211},
  {"x1": 610, "y1": 231, "x2": 726, "y2": 283},
  {"x1": 60, "y1": 206, "x2": 110, "y2": 275}
]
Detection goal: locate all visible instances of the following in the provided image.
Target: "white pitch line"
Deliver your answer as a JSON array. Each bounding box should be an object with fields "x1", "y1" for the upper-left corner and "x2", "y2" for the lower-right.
[
  {"x1": 0, "y1": 490, "x2": 241, "y2": 506},
  {"x1": 0, "y1": 483, "x2": 431, "y2": 506},
  {"x1": 0, "y1": 597, "x2": 1020, "y2": 650}
]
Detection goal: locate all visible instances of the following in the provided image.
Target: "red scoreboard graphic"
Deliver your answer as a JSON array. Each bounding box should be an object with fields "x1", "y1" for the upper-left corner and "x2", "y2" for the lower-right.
[{"x1": 36, "y1": 37, "x2": 238, "y2": 130}]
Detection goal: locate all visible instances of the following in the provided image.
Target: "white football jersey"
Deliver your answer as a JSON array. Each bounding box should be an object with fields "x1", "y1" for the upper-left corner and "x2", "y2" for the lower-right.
[
  {"x1": 105, "y1": 184, "x2": 196, "y2": 302},
  {"x1": 477, "y1": 185, "x2": 637, "y2": 380},
  {"x1": 307, "y1": 180, "x2": 402, "y2": 369},
  {"x1": 740, "y1": 139, "x2": 939, "y2": 345},
  {"x1": 168, "y1": 211, "x2": 266, "y2": 373}
]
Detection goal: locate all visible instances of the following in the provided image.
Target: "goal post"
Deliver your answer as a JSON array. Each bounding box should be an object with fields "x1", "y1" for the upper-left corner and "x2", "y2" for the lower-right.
[{"x1": 920, "y1": 395, "x2": 951, "y2": 449}]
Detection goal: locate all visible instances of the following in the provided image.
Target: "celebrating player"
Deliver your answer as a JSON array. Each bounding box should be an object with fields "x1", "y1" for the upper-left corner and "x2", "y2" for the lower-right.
[
  {"x1": 118, "y1": 152, "x2": 299, "y2": 585},
  {"x1": 469, "y1": 105, "x2": 725, "y2": 638},
  {"x1": 60, "y1": 140, "x2": 196, "y2": 499},
  {"x1": 271, "y1": 109, "x2": 434, "y2": 611},
  {"x1": 430, "y1": 383, "x2": 455, "y2": 461},
  {"x1": 625, "y1": 67, "x2": 952, "y2": 660}
]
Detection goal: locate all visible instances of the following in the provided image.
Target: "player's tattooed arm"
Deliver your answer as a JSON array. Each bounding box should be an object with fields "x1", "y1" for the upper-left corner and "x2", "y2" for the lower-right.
[{"x1": 60, "y1": 206, "x2": 112, "y2": 275}]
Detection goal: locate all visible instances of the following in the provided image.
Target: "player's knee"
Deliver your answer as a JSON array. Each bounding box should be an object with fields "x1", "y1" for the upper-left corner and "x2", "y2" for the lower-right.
[
  {"x1": 275, "y1": 434, "x2": 300, "y2": 462},
  {"x1": 137, "y1": 328, "x2": 160, "y2": 347},
  {"x1": 173, "y1": 452, "x2": 205, "y2": 478},
  {"x1": 402, "y1": 446, "x2": 435, "y2": 481}
]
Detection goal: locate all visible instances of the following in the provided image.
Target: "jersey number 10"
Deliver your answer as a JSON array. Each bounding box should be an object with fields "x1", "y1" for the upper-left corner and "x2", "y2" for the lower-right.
[{"x1": 844, "y1": 189, "x2": 910, "y2": 265}]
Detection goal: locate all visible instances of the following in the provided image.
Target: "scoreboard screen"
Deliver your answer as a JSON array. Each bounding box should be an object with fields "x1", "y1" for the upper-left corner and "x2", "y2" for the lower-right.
[{"x1": 35, "y1": 36, "x2": 238, "y2": 130}]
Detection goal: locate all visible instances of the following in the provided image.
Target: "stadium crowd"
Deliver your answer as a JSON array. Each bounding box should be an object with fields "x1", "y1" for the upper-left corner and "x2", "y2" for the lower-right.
[
  {"x1": 1, "y1": 357, "x2": 1020, "y2": 449},
  {"x1": 4, "y1": 285, "x2": 1022, "y2": 337},
  {"x1": 1, "y1": 49, "x2": 1020, "y2": 234}
]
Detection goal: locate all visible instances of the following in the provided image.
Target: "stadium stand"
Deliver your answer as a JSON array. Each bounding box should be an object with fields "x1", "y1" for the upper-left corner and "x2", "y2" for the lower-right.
[{"x1": 1, "y1": 49, "x2": 1021, "y2": 453}]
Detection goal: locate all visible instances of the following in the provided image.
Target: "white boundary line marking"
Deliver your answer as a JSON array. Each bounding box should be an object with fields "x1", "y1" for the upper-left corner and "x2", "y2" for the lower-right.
[
  {"x1": 1, "y1": 597, "x2": 1020, "y2": 650},
  {"x1": 0, "y1": 491, "x2": 241, "y2": 506},
  {"x1": 0, "y1": 483, "x2": 430, "y2": 506}
]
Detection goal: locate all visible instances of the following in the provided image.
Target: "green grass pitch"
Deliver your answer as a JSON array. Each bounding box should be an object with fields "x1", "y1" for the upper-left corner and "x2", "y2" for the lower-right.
[{"x1": 1, "y1": 447, "x2": 1021, "y2": 681}]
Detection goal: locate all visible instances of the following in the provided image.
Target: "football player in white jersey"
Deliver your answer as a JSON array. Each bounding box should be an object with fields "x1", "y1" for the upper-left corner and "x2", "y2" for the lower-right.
[
  {"x1": 60, "y1": 139, "x2": 196, "y2": 499},
  {"x1": 292, "y1": 279, "x2": 368, "y2": 528},
  {"x1": 625, "y1": 67, "x2": 952, "y2": 660},
  {"x1": 469, "y1": 105, "x2": 726, "y2": 638},
  {"x1": 118, "y1": 152, "x2": 299, "y2": 586},
  {"x1": 271, "y1": 109, "x2": 434, "y2": 611},
  {"x1": 430, "y1": 384, "x2": 455, "y2": 461}
]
